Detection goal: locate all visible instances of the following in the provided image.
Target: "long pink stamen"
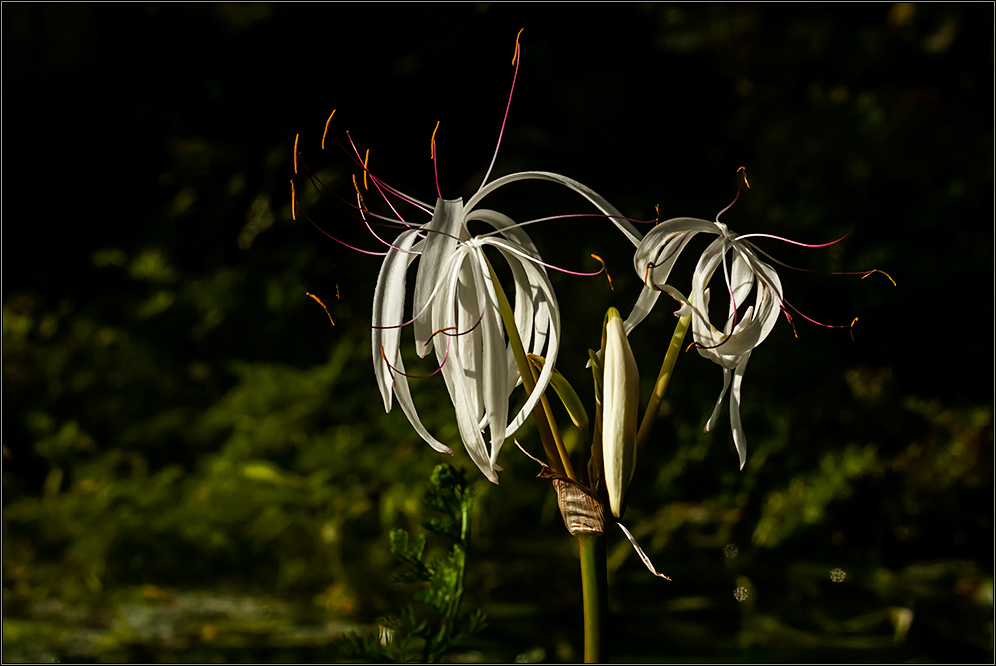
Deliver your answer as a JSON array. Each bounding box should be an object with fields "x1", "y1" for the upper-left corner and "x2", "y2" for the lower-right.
[
  {"x1": 737, "y1": 227, "x2": 854, "y2": 247},
  {"x1": 479, "y1": 28, "x2": 523, "y2": 191},
  {"x1": 304, "y1": 211, "x2": 388, "y2": 256},
  {"x1": 486, "y1": 238, "x2": 606, "y2": 278},
  {"x1": 431, "y1": 121, "x2": 443, "y2": 200}
]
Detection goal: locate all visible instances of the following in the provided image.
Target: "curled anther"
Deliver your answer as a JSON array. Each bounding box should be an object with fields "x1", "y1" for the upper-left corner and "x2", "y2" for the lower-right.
[
  {"x1": 737, "y1": 165, "x2": 750, "y2": 189},
  {"x1": 590, "y1": 254, "x2": 613, "y2": 291},
  {"x1": 849, "y1": 317, "x2": 859, "y2": 343},
  {"x1": 861, "y1": 269, "x2": 897, "y2": 287},
  {"x1": 430, "y1": 120, "x2": 440, "y2": 159},
  {"x1": 322, "y1": 110, "x2": 336, "y2": 150},
  {"x1": 424, "y1": 325, "x2": 458, "y2": 347},
  {"x1": 512, "y1": 27, "x2": 524, "y2": 65},
  {"x1": 305, "y1": 292, "x2": 335, "y2": 326}
]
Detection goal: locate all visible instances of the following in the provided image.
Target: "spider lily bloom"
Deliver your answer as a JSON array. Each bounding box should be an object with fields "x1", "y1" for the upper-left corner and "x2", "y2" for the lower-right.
[
  {"x1": 627, "y1": 215, "x2": 784, "y2": 470},
  {"x1": 362, "y1": 32, "x2": 645, "y2": 485},
  {"x1": 373, "y1": 175, "x2": 636, "y2": 484}
]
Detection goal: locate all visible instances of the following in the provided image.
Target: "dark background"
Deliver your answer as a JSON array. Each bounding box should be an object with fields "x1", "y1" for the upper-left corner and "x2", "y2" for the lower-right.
[{"x1": 3, "y1": 3, "x2": 992, "y2": 662}]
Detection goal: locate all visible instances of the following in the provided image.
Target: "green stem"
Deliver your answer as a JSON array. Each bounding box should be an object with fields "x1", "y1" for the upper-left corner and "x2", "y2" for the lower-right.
[
  {"x1": 635, "y1": 313, "x2": 691, "y2": 458},
  {"x1": 577, "y1": 533, "x2": 607, "y2": 663},
  {"x1": 485, "y1": 258, "x2": 575, "y2": 480}
]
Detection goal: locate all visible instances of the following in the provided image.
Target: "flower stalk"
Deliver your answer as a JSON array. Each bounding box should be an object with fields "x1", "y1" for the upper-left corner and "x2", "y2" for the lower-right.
[{"x1": 635, "y1": 311, "x2": 691, "y2": 458}]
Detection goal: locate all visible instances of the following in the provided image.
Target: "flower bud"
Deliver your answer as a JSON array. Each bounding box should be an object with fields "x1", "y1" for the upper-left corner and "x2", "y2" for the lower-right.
[{"x1": 602, "y1": 307, "x2": 639, "y2": 518}]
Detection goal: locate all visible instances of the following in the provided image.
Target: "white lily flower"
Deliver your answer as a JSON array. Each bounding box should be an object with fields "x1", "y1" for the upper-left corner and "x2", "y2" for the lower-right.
[
  {"x1": 626, "y1": 212, "x2": 784, "y2": 470},
  {"x1": 327, "y1": 36, "x2": 642, "y2": 484},
  {"x1": 373, "y1": 174, "x2": 637, "y2": 484}
]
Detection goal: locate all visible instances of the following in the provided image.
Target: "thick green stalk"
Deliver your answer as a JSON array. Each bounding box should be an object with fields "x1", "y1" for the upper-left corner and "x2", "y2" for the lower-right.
[
  {"x1": 635, "y1": 313, "x2": 691, "y2": 457},
  {"x1": 577, "y1": 533, "x2": 607, "y2": 663},
  {"x1": 485, "y1": 259, "x2": 575, "y2": 480}
]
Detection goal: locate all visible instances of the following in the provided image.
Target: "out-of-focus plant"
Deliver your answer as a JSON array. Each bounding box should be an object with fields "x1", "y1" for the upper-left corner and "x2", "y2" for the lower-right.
[{"x1": 336, "y1": 464, "x2": 487, "y2": 663}]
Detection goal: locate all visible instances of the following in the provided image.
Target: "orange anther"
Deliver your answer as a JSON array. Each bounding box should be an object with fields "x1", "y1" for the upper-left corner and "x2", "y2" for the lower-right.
[
  {"x1": 430, "y1": 121, "x2": 440, "y2": 159},
  {"x1": 306, "y1": 292, "x2": 335, "y2": 326},
  {"x1": 293, "y1": 133, "x2": 300, "y2": 174},
  {"x1": 590, "y1": 254, "x2": 614, "y2": 291},
  {"x1": 290, "y1": 180, "x2": 296, "y2": 221},
  {"x1": 861, "y1": 269, "x2": 897, "y2": 287},
  {"x1": 425, "y1": 325, "x2": 457, "y2": 346},
  {"x1": 655, "y1": 203, "x2": 660, "y2": 224},
  {"x1": 363, "y1": 149, "x2": 370, "y2": 191},
  {"x1": 322, "y1": 110, "x2": 336, "y2": 150},
  {"x1": 849, "y1": 317, "x2": 859, "y2": 343},
  {"x1": 737, "y1": 166, "x2": 749, "y2": 188},
  {"x1": 352, "y1": 174, "x2": 367, "y2": 211},
  {"x1": 512, "y1": 28, "x2": 524, "y2": 65}
]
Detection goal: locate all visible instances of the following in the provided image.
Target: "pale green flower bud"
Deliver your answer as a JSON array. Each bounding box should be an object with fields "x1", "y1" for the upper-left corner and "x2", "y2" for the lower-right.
[{"x1": 602, "y1": 307, "x2": 639, "y2": 519}]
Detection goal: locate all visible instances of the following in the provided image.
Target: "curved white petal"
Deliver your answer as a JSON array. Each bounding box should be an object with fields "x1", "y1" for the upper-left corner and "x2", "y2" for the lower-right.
[
  {"x1": 473, "y1": 247, "x2": 509, "y2": 464},
  {"x1": 372, "y1": 229, "x2": 422, "y2": 412},
  {"x1": 432, "y1": 248, "x2": 498, "y2": 483},
  {"x1": 413, "y1": 198, "x2": 465, "y2": 357},
  {"x1": 488, "y1": 242, "x2": 560, "y2": 439},
  {"x1": 466, "y1": 171, "x2": 643, "y2": 247},
  {"x1": 704, "y1": 364, "x2": 733, "y2": 434},
  {"x1": 730, "y1": 353, "x2": 751, "y2": 470}
]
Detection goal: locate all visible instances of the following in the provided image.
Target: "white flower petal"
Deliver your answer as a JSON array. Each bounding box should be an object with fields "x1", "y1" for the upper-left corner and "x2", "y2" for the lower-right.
[
  {"x1": 730, "y1": 353, "x2": 751, "y2": 470},
  {"x1": 466, "y1": 171, "x2": 644, "y2": 247},
  {"x1": 372, "y1": 229, "x2": 422, "y2": 412},
  {"x1": 413, "y1": 198, "x2": 465, "y2": 357},
  {"x1": 704, "y1": 365, "x2": 733, "y2": 434}
]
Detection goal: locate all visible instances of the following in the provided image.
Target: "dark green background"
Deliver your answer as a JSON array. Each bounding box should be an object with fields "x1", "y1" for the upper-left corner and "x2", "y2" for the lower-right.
[{"x1": 3, "y1": 4, "x2": 992, "y2": 662}]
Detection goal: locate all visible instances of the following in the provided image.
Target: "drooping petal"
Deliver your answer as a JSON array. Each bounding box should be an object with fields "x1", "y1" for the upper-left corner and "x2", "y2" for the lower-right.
[
  {"x1": 472, "y1": 246, "x2": 510, "y2": 465},
  {"x1": 729, "y1": 352, "x2": 751, "y2": 470},
  {"x1": 432, "y1": 248, "x2": 499, "y2": 483},
  {"x1": 387, "y1": 346, "x2": 454, "y2": 455},
  {"x1": 704, "y1": 364, "x2": 733, "y2": 434},
  {"x1": 486, "y1": 239, "x2": 561, "y2": 439},
  {"x1": 372, "y1": 228, "x2": 422, "y2": 412},
  {"x1": 413, "y1": 198, "x2": 465, "y2": 357}
]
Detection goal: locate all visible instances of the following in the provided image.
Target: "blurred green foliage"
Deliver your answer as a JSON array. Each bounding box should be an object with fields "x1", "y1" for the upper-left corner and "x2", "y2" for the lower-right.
[
  {"x1": 337, "y1": 464, "x2": 487, "y2": 663},
  {"x1": 3, "y1": 3, "x2": 992, "y2": 663}
]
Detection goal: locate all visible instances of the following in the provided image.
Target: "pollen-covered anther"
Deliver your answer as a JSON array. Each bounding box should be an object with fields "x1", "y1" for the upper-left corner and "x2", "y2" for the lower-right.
[
  {"x1": 352, "y1": 174, "x2": 368, "y2": 211},
  {"x1": 322, "y1": 110, "x2": 336, "y2": 150},
  {"x1": 424, "y1": 325, "x2": 458, "y2": 347},
  {"x1": 290, "y1": 180, "x2": 296, "y2": 221},
  {"x1": 861, "y1": 269, "x2": 897, "y2": 287},
  {"x1": 306, "y1": 292, "x2": 335, "y2": 326},
  {"x1": 430, "y1": 120, "x2": 440, "y2": 159},
  {"x1": 293, "y1": 133, "x2": 300, "y2": 174},
  {"x1": 737, "y1": 165, "x2": 750, "y2": 189},
  {"x1": 363, "y1": 149, "x2": 370, "y2": 190},
  {"x1": 512, "y1": 27, "x2": 524, "y2": 65},
  {"x1": 849, "y1": 317, "x2": 859, "y2": 343},
  {"x1": 590, "y1": 254, "x2": 614, "y2": 291}
]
